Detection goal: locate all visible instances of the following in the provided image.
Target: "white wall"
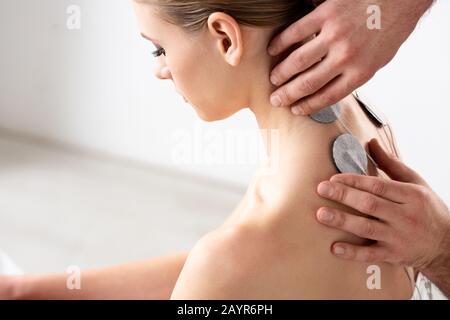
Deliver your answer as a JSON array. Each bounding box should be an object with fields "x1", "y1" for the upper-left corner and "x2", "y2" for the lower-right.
[
  {"x1": 0, "y1": 0, "x2": 449, "y2": 202},
  {"x1": 0, "y1": 0, "x2": 259, "y2": 187},
  {"x1": 359, "y1": 1, "x2": 450, "y2": 203}
]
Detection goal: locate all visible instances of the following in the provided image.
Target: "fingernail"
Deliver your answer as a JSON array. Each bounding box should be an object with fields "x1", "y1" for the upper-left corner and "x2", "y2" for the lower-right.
[
  {"x1": 333, "y1": 245, "x2": 346, "y2": 256},
  {"x1": 291, "y1": 105, "x2": 305, "y2": 116},
  {"x1": 270, "y1": 95, "x2": 282, "y2": 108},
  {"x1": 270, "y1": 74, "x2": 279, "y2": 86},
  {"x1": 318, "y1": 182, "x2": 333, "y2": 197},
  {"x1": 268, "y1": 45, "x2": 277, "y2": 56},
  {"x1": 318, "y1": 209, "x2": 334, "y2": 222}
]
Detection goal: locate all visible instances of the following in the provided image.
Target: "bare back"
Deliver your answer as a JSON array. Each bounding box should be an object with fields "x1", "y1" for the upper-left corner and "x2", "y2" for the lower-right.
[{"x1": 216, "y1": 93, "x2": 414, "y2": 299}]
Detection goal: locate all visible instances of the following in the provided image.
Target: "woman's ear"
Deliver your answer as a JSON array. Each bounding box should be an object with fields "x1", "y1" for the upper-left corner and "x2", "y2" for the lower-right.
[{"x1": 207, "y1": 12, "x2": 243, "y2": 66}]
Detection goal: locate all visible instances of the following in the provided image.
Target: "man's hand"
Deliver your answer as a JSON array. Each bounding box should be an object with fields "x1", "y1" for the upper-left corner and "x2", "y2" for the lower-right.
[
  {"x1": 316, "y1": 139, "x2": 450, "y2": 297},
  {"x1": 267, "y1": 0, "x2": 434, "y2": 115}
]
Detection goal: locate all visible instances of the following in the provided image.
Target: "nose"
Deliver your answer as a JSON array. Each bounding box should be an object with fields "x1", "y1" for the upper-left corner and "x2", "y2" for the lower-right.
[{"x1": 155, "y1": 65, "x2": 172, "y2": 80}]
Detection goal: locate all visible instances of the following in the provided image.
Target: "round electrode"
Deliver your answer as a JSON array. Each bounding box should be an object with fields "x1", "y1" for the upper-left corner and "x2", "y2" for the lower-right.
[
  {"x1": 309, "y1": 103, "x2": 341, "y2": 124},
  {"x1": 332, "y1": 133, "x2": 368, "y2": 175}
]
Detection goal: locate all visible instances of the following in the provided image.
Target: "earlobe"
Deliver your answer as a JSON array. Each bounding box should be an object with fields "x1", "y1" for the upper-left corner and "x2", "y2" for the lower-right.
[{"x1": 207, "y1": 12, "x2": 243, "y2": 66}]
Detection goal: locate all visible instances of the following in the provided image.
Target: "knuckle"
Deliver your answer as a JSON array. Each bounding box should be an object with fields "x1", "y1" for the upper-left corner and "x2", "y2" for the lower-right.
[
  {"x1": 334, "y1": 185, "x2": 347, "y2": 202},
  {"x1": 320, "y1": 5, "x2": 334, "y2": 20},
  {"x1": 390, "y1": 247, "x2": 410, "y2": 266},
  {"x1": 357, "y1": 68, "x2": 374, "y2": 82},
  {"x1": 403, "y1": 210, "x2": 419, "y2": 228},
  {"x1": 318, "y1": 91, "x2": 335, "y2": 107},
  {"x1": 390, "y1": 231, "x2": 402, "y2": 244},
  {"x1": 371, "y1": 181, "x2": 385, "y2": 197},
  {"x1": 378, "y1": 250, "x2": 390, "y2": 263},
  {"x1": 383, "y1": 249, "x2": 397, "y2": 264},
  {"x1": 362, "y1": 220, "x2": 376, "y2": 238},
  {"x1": 345, "y1": 73, "x2": 362, "y2": 92},
  {"x1": 293, "y1": 51, "x2": 307, "y2": 71},
  {"x1": 322, "y1": 4, "x2": 342, "y2": 21},
  {"x1": 291, "y1": 20, "x2": 305, "y2": 37},
  {"x1": 281, "y1": 22, "x2": 306, "y2": 49},
  {"x1": 335, "y1": 45, "x2": 355, "y2": 68},
  {"x1": 341, "y1": 76, "x2": 355, "y2": 96},
  {"x1": 334, "y1": 211, "x2": 345, "y2": 227},
  {"x1": 326, "y1": 26, "x2": 343, "y2": 44},
  {"x1": 415, "y1": 185, "x2": 429, "y2": 201},
  {"x1": 388, "y1": 251, "x2": 402, "y2": 265},
  {"x1": 278, "y1": 85, "x2": 293, "y2": 105},
  {"x1": 269, "y1": 43, "x2": 279, "y2": 54},
  {"x1": 300, "y1": 77, "x2": 316, "y2": 94},
  {"x1": 271, "y1": 68, "x2": 285, "y2": 86},
  {"x1": 388, "y1": 230, "x2": 402, "y2": 247},
  {"x1": 343, "y1": 245, "x2": 355, "y2": 259},
  {"x1": 362, "y1": 195, "x2": 377, "y2": 214},
  {"x1": 298, "y1": 100, "x2": 312, "y2": 114},
  {"x1": 343, "y1": 43, "x2": 357, "y2": 59},
  {"x1": 363, "y1": 249, "x2": 376, "y2": 263}
]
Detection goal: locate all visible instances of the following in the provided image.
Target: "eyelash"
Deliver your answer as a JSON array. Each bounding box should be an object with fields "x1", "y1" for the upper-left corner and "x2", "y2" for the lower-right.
[{"x1": 152, "y1": 46, "x2": 166, "y2": 57}]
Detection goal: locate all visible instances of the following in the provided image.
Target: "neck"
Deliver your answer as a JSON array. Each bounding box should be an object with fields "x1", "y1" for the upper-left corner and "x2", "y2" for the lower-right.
[
  {"x1": 248, "y1": 87, "x2": 312, "y2": 164},
  {"x1": 247, "y1": 86, "x2": 363, "y2": 190}
]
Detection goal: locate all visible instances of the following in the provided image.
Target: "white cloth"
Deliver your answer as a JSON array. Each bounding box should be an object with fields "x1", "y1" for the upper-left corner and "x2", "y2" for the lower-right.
[{"x1": 411, "y1": 272, "x2": 448, "y2": 300}]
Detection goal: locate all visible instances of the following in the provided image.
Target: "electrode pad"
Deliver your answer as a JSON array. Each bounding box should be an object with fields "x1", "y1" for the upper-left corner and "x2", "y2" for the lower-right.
[
  {"x1": 309, "y1": 103, "x2": 341, "y2": 124},
  {"x1": 313, "y1": 98, "x2": 417, "y2": 297},
  {"x1": 332, "y1": 133, "x2": 368, "y2": 175}
]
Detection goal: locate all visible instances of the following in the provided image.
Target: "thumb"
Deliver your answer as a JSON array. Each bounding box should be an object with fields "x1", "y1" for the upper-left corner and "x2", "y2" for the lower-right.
[{"x1": 369, "y1": 138, "x2": 428, "y2": 186}]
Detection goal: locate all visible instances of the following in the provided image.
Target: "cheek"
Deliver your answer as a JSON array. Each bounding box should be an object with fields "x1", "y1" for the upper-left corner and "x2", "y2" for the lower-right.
[
  {"x1": 169, "y1": 48, "x2": 243, "y2": 121},
  {"x1": 171, "y1": 51, "x2": 219, "y2": 106}
]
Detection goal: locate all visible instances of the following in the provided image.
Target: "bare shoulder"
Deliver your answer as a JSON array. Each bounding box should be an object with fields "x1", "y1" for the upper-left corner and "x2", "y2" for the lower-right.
[{"x1": 170, "y1": 224, "x2": 265, "y2": 300}]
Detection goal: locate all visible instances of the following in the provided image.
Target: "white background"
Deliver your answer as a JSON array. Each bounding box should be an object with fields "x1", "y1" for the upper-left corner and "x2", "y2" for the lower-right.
[{"x1": 0, "y1": 0, "x2": 449, "y2": 203}]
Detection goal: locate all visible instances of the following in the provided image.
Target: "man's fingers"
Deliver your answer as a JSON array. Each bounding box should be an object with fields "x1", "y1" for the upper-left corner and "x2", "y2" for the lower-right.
[
  {"x1": 269, "y1": 36, "x2": 327, "y2": 88},
  {"x1": 329, "y1": 174, "x2": 413, "y2": 204},
  {"x1": 317, "y1": 181, "x2": 399, "y2": 221},
  {"x1": 369, "y1": 139, "x2": 427, "y2": 186},
  {"x1": 270, "y1": 55, "x2": 340, "y2": 109},
  {"x1": 317, "y1": 207, "x2": 392, "y2": 242},
  {"x1": 268, "y1": 10, "x2": 322, "y2": 57},
  {"x1": 290, "y1": 72, "x2": 358, "y2": 116},
  {"x1": 331, "y1": 242, "x2": 389, "y2": 263}
]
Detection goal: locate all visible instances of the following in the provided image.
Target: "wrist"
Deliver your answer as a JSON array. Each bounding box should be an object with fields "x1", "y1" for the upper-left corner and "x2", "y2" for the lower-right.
[
  {"x1": 406, "y1": 0, "x2": 434, "y2": 20},
  {"x1": 421, "y1": 215, "x2": 450, "y2": 279},
  {"x1": 400, "y1": 0, "x2": 434, "y2": 17},
  {"x1": 411, "y1": 0, "x2": 435, "y2": 20},
  {"x1": 418, "y1": 0, "x2": 434, "y2": 14}
]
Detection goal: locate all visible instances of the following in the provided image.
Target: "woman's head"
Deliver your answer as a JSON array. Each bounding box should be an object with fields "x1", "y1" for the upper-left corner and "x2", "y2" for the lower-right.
[{"x1": 132, "y1": 0, "x2": 323, "y2": 121}]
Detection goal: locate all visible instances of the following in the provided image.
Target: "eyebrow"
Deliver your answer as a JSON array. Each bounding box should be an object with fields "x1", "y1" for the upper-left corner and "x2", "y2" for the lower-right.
[{"x1": 140, "y1": 32, "x2": 159, "y2": 43}]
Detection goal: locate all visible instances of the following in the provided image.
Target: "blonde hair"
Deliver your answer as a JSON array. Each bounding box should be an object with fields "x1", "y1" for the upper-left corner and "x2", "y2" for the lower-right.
[{"x1": 137, "y1": 0, "x2": 325, "y2": 35}]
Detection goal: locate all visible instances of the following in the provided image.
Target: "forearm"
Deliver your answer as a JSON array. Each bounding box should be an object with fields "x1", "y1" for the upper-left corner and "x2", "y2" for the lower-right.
[
  {"x1": 378, "y1": 0, "x2": 435, "y2": 27},
  {"x1": 13, "y1": 251, "x2": 189, "y2": 300},
  {"x1": 421, "y1": 221, "x2": 450, "y2": 299},
  {"x1": 416, "y1": 0, "x2": 435, "y2": 18},
  {"x1": 417, "y1": 0, "x2": 435, "y2": 11}
]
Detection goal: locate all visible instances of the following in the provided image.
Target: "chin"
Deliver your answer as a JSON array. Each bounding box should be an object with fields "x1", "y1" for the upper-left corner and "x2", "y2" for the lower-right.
[
  {"x1": 193, "y1": 104, "x2": 242, "y2": 122},
  {"x1": 195, "y1": 111, "x2": 225, "y2": 122}
]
